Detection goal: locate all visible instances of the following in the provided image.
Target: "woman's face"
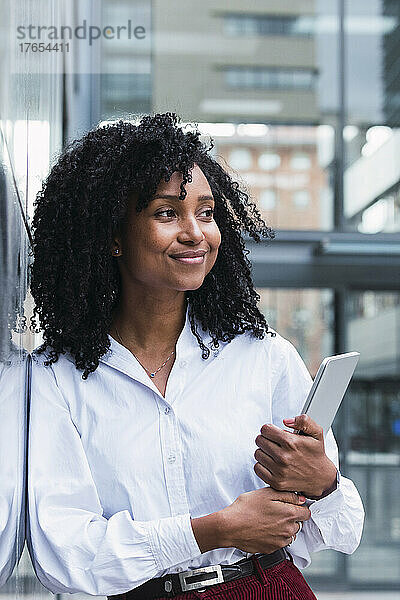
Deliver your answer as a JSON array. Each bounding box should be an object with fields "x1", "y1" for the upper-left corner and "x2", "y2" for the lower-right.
[{"x1": 114, "y1": 163, "x2": 221, "y2": 295}]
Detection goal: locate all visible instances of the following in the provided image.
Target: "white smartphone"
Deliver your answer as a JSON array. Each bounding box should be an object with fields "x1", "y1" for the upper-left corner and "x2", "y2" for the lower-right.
[{"x1": 298, "y1": 351, "x2": 360, "y2": 438}]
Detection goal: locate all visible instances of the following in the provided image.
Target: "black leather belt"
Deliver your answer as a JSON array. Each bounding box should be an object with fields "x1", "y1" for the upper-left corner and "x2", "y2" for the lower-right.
[{"x1": 120, "y1": 548, "x2": 289, "y2": 599}]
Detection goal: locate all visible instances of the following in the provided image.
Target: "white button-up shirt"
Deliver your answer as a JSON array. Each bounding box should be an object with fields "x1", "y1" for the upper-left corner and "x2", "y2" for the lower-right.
[{"x1": 27, "y1": 304, "x2": 364, "y2": 596}]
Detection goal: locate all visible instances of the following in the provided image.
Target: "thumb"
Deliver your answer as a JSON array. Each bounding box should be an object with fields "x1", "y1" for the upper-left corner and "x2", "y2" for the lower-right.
[{"x1": 283, "y1": 414, "x2": 323, "y2": 441}]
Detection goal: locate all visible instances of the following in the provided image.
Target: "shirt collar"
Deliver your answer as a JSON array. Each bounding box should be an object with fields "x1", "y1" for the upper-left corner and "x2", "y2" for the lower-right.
[{"x1": 100, "y1": 302, "x2": 222, "y2": 384}]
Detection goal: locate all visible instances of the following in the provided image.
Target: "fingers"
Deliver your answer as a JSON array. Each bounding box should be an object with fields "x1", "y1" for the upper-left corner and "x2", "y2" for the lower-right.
[
  {"x1": 297, "y1": 506, "x2": 311, "y2": 521},
  {"x1": 254, "y1": 448, "x2": 277, "y2": 473},
  {"x1": 253, "y1": 459, "x2": 290, "y2": 492},
  {"x1": 254, "y1": 435, "x2": 293, "y2": 489},
  {"x1": 254, "y1": 437, "x2": 291, "y2": 485},
  {"x1": 254, "y1": 436, "x2": 281, "y2": 462},
  {"x1": 268, "y1": 489, "x2": 307, "y2": 505},
  {"x1": 259, "y1": 424, "x2": 288, "y2": 446},
  {"x1": 258, "y1": 416, "x2": 323, "y2": 451},
  {"x1": 282, "y1": 414, "x2": 323, "y2": 441},
  {"x1": 253, "y1": 461, "x2": 275, "y2": 486}
]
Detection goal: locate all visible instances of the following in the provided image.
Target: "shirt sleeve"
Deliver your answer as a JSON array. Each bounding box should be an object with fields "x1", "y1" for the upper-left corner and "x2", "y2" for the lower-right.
[
  {"x1": 271, "y1": 336, "x2": 365, "y2": 569},
  {"x1": 27, "y1": 355, "x2": 202, "y2": 596}
]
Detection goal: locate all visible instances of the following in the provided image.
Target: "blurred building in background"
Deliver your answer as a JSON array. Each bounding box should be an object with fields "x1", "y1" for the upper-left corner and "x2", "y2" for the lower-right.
[{"x1": 1, "y1": 0, "x2": 399, "y2": 597}]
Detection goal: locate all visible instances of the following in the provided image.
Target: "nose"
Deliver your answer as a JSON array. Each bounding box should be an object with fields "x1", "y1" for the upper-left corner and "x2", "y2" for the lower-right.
[{"x1": 177, "y1": 214, "x2": 206, "y2": 244}]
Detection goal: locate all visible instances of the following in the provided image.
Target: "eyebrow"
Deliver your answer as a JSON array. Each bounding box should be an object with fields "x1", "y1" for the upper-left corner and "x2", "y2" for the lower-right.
[{"x1": 152, "y1": 194, "x2": 214, "y2": 202}]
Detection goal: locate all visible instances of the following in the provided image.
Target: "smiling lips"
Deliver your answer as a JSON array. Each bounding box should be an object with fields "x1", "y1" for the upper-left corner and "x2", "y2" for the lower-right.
[
  {"x1": 169, "y1": 250, "x2": 207, "y2": 264},
  {"x1": 171, "y1": 256, "x2": 205, "y2": 264}
]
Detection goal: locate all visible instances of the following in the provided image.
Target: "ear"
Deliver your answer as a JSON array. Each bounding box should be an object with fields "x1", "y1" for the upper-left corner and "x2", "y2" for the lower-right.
[{"x1": 111, "y1": 230, "x2": 123, "y2": 257}]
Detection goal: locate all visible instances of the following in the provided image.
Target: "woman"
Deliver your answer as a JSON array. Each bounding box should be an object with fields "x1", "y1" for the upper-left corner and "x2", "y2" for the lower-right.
[{"x1": 27, "y1": 112, "x2": 364, "y2": 599}]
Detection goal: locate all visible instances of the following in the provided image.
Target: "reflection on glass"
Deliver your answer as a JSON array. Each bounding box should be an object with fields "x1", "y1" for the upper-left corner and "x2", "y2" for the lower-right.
[
  {"x1": 1, "y1": 0, "x2": 65, "y2": 595},
  {"x1": 0, "y1": 146, "x2": 26, "y2": 590}
]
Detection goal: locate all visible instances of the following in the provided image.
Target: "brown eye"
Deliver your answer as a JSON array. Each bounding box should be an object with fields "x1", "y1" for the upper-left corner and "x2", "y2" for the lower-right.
[{"x1": 155, "y1": 209, "x2": 176, "y2": 218}]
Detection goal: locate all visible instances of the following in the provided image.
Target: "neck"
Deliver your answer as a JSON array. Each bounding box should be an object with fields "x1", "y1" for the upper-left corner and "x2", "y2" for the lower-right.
[{"x1": 110, "y1": 290, "x2": 188, "y2": 354}]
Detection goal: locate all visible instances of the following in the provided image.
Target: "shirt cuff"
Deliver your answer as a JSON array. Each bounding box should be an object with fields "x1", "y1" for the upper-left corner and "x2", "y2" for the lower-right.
[
  {"x1": 308, "y1": 472, "x2": 346, "y2": 544},
  {"x1": 148, "y1": 513, "x2": 202, "y2": 572}
]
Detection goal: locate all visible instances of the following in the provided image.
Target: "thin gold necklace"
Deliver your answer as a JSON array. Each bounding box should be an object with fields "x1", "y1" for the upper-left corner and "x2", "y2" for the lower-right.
[{"x1": 114, "y1": 324, "x2": 175, "y2": 378}]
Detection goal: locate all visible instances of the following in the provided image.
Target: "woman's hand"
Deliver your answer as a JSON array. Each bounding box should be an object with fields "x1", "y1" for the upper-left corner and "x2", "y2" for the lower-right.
[
  {"x1": 217, "y1": 487, "x2": 311, "y2": 554},
  {"x1": 253, "y1": 414, "x2": 338, "y2": 499}
]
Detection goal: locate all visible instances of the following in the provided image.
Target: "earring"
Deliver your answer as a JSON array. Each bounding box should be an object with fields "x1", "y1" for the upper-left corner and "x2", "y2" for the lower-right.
[{"x1": 114, "y1": 248, "x2": 120, "y2": 255}]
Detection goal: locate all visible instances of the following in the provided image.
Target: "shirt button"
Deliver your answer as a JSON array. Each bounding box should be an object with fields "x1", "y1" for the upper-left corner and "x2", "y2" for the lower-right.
[
  {"x1": 179, "y1": 360, "x2": 187, "y2": 368},
  {"x1": 164, "y1": 407, "x2": 170, "y2": 414},
  {"x1": 168, "y1": 453, "x2": 176, "y2": 463}
]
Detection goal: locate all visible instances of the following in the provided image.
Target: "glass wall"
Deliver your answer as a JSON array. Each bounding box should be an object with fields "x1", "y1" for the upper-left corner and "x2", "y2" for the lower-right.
[{"x1": 1, "y1": 0, "x2": 64, "y2": 598}]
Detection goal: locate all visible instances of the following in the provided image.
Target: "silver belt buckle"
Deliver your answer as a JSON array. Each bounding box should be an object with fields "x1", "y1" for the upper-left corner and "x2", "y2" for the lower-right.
[{"x1": 178, "y1": 564, "x2": 223, "y2": 592}]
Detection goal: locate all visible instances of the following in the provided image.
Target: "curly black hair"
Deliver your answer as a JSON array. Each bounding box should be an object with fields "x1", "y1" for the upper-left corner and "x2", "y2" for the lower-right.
[{"x1": 29, "y1": 112, "x2": 276, "y2": 379}]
